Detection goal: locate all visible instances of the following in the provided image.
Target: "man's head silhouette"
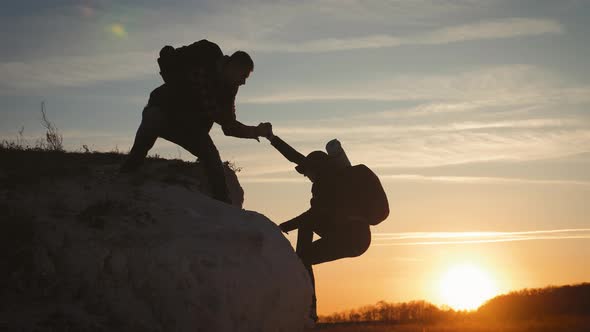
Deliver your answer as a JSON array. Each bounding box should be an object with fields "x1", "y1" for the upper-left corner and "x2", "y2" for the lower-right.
[
  {"x1": 223, "y1": 51, "x2": 254, "y2": 86},
  {"x1": 297, "y1": 151, "x2": 331, "y2": 182}
]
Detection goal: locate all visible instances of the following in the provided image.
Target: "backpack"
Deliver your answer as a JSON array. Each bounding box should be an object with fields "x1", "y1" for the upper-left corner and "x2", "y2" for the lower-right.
[
  {"x1": 157, "y1": 40, "x2": 223, "y2": 85},
  {"x1": 347, "y1": 165, "x2": 389, "y2": 225}
]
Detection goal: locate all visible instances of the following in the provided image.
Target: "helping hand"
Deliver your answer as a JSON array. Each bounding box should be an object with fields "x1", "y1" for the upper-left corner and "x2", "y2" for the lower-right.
[{"x1": 257, "y1": 122, "x2": 273, "y2": 139}]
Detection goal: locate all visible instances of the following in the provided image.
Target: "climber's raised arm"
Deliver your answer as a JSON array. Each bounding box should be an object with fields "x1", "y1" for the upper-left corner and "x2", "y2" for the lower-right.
[{"x1": 267, "y1": 135, "x2": 306, "y2": 165}]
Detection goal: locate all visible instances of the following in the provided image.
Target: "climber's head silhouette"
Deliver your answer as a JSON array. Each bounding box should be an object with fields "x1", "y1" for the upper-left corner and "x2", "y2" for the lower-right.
[
  {"x1": 296, "y1": 151, "x2": 331, "y2": 182},
  {"x1": 223, "y1": 51, "x2": 253, "y2": 86}
]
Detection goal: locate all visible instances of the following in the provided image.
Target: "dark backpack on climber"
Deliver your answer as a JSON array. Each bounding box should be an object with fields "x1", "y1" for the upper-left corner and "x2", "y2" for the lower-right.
[
  {"x1": 156, "y1": 39, "x2": 223, "y2": 86},
  {"x1": 343, "y1": 164, "x2": 389, "y2": 226},
  {"x1": 325, "y1": 139, "x2": 389, "y2": 226}
]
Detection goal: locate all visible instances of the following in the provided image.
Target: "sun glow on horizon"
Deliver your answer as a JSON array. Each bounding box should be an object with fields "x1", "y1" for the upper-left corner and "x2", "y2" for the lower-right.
[{"x1": 439, "y1": 264, "x2": 498, "y2": 311}]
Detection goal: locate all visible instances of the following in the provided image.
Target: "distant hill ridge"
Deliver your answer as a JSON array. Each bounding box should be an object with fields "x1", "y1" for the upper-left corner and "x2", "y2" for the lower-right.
[
  {"x1": 320, "y1": 282, "x2": 590, "y2": 323},
  {"x1": 477, "y1": 283, "x2": 590, "y2": 320}
]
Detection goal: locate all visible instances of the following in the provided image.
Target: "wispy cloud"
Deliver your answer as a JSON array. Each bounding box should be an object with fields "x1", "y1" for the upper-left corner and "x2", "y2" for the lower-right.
[
  {"x1": 418, "y1": 17, "x2": 563, "y2": 45},
  {"x1": 239, "y1": 174, "x2": 590, "y2": 186},
  {"x1": 367, "y1": 88, "x2": 590, "y2": 120},
  {"x1": 379, "y1": 175, "x2": 590, "y2": 186},
  {"x1": 217, "y1": 109, "x2": 590, "y2": 178},
  {"x1": 241, "y1": 65, "x2": 587, "y2": 105},
  {"x1": 264, "y1": 120, "x2": 590, "y2": 169},
  {"x1": 236, "y1": 64, "x2": 590, "y2": 170},
  {"x1": 372, "y1": 229, "x2": 590, "y2": 246},
  {"x1": 0, "y1": 14, "x2": 565, "y2": 94},
  {"x1": 243, "y1": 18, "x2": 563, "y2": 53},
  {"x1": 275, "y1": 118, "x2": 584, "y2": 135},
  {"x1": 0, "y1": 51, "x2": 156, "y2": 94}
]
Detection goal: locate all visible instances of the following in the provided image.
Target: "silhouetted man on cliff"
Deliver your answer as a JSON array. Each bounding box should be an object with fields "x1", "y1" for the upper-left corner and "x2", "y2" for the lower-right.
[
  {"x1": 121, "y1": 39, "x2": 271, "y2": 204},
  {"x1": 266, "y1": 134, "x2": 389, "y2": 322}
]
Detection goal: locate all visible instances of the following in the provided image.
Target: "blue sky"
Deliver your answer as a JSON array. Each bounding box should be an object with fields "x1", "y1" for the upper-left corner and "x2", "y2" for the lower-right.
[{"x1": 1, "y1": 0, "x2": 589, "y2": 313}]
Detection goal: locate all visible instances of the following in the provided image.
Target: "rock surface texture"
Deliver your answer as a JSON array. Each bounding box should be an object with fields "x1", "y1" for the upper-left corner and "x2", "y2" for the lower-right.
[{"x1": 0, "y1": 151, "x2": 312, "y2": 332}]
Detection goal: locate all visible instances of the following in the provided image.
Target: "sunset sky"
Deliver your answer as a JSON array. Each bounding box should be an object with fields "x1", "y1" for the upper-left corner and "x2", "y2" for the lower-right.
[{"x1": 1, "y1": 0, "x2": 589, "y2": 314}]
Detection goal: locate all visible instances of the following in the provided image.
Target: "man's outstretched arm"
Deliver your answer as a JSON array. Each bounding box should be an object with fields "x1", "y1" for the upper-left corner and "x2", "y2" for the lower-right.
[
  {"x1": 220, "y1": 119, "x2": 270, "y2": 141},
  {"x1": 213, "y1": 86, "x2": 271, "y2": 140}
]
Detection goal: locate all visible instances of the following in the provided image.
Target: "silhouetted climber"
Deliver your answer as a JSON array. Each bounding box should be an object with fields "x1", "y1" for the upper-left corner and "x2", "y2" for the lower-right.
[
  {"x1": 121, "y1": 39, "x2": 272, "y2": 204},
  {"x1": 266, "y1": 134, "x2": 389, "y2": 322}
]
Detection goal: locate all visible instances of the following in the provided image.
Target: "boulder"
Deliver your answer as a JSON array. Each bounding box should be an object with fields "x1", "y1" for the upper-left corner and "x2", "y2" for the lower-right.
[{"x1": 0, "y1": 151, "x2": 312, "y2": 332}]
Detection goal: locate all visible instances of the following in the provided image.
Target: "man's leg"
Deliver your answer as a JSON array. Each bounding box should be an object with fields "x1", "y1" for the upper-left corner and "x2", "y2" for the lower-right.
[
  {"x1": 171, "y1": 132, "x2": 231, "y2": 204},
  {"x1": 297, "y1": 219, "x2": 372, "y2": 267},
  {"x1": 121, "y1": 106, "x2": 166, "y2": 172}
]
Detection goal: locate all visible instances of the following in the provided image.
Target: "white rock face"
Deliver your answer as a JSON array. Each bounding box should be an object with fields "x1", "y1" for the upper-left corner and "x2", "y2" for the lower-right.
[{"x1": 0, "y1": 154, "x2": 312, "y2": 332}]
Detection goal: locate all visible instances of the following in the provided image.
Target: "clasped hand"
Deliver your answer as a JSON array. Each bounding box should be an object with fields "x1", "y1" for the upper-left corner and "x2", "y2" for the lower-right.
[{"x1": 257, "y1": 122, "x2": 274, "y2": 139}]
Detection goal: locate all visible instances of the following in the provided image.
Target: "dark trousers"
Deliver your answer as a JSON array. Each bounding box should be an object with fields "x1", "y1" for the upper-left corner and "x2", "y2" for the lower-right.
[
  {"x1": 296, "y1": 217, "x2": 371, "y2": 319},
  {"x1": 122, "y1": 106, "x2": 231, "y2": 203}
]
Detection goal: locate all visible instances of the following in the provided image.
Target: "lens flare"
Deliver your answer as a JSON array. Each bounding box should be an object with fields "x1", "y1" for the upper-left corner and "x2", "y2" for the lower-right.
[{"x1": 109, "y1": 23, "x2": 127, "y2": 38}]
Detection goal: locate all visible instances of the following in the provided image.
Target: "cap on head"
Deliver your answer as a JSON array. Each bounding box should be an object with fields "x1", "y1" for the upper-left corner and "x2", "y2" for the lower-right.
[{"x1": 296, "y1": 151, "x2": 330, "y2": 174}]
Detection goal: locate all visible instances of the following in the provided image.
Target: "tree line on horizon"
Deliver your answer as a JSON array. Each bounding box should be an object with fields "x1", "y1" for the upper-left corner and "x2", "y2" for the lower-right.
[
  {"x1": 320, "y1": 300, "x2": 462, "y2": 324},
  {"x1": 319, "y1": 283, "x2": 590, "y2": 324}
]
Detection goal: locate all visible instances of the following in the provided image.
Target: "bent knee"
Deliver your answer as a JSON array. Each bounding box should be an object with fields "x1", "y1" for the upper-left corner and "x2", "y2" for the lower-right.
[
  {"x1": 350, "y1": 238, "x2": 370, "y2": 257},
  {"x1": 349, "y1": 227, "x2": 371, "y2": 257}
]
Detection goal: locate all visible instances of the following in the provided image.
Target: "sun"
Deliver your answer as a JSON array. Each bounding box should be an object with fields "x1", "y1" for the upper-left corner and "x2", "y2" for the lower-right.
[{"x1": 438, "y1": 264, "x2": 498, "y2": 311}]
